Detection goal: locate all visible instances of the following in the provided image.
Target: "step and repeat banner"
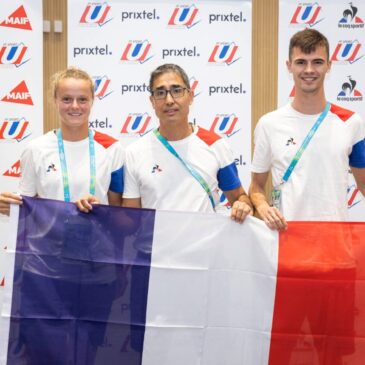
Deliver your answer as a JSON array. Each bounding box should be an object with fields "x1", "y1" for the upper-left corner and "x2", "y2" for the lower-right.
[
  {"x1": 0, "y1": 0, "x2": 43, "y2": 309},
  {"x1": 278, "y1": 0, "x2": 365, "y2": 221},
  {"x1": 67, "y1": 0, "x2": 252, "y2": 193}
]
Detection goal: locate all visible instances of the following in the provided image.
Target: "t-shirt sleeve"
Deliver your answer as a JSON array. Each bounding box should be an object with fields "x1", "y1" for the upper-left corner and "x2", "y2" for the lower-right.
[
  {"x1": 251, "y1": 117, "x2": 272, "y2": 173},
  {"x1": 18, "y1": 145, "x2": 37, "y2": 196},
  {"x1": 213, "y1": 138, "x2": 241, "y2": 191},
  {"x1": 123, "y1": 147, "x2": 141, "y2": 199},
  {"x1": 349, "y1": 114, "x2": 365, "y2": 168},
  {"x1": 350, "y1": 139, "x2": 365, "y2": 168},
  {"x1": 108, "y1": 141, "x2": 124, "y2": 193}
]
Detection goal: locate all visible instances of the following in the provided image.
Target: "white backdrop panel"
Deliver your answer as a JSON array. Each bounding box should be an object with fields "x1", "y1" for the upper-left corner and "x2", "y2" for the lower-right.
[
  {"x1": 278, "y1": 0, "x2": 365, "y2": 221},
  {"x1": 67, "y1": 0, "x2": 252, "y2": 191},
  {"x1": 0, "y1": 0, "x2": 43, "y2": 328}
]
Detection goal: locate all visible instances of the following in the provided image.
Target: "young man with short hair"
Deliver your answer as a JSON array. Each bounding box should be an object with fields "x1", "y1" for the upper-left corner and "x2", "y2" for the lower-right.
[{"x1": 250, "y1": 28, "x2": 365, "y2": 230}]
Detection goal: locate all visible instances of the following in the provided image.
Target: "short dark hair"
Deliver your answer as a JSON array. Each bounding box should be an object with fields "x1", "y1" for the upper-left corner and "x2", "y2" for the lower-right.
[
  {"x1": 149, "y1": 64, "x2": 190, "y2": 93},
  {"x1": 289, "y1": 28, "x2": 330, "y2": 60}
]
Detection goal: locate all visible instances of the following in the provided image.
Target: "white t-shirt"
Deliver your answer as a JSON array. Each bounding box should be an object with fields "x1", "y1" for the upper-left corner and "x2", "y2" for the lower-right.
[
  {"x1": 123, "y1": 126, "x2": 241, "y2": 213},
  {"x1": 19, "y1": 130, "x2": 124, "y2": 203},
  {"x1": 252, "y1": 103, "x2": 365, "y2": 221}
]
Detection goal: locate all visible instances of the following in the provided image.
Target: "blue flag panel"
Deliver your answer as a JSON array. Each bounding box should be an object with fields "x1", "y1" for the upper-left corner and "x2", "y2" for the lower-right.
[{"x1": 7, "y1": 196, "x2": 155, "y2": 365}]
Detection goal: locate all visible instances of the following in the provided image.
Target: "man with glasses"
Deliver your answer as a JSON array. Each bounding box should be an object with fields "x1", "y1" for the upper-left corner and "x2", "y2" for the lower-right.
[
  {"x1": 122, "y1": 63, "x2": 252, "y2": 223},
  {"x1": 123, "y1": 63, "x2": 252, "y2": 355}
]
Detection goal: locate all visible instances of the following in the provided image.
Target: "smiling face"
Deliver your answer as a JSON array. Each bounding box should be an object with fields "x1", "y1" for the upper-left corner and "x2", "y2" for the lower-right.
[
  {"x1": 286, "y1": 45, "x2": 331, "y2": 96},
  {"x1": 150, "y1": 71, "x2": 193, "y2": 128},
  {"x1": 54, "y1": 78, "x2": 93, "y2": 132}
]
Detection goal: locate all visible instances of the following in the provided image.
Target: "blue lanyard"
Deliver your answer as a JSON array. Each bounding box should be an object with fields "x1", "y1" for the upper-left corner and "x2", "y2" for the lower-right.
[
  {"x1": 56, "y1": 129, "x2": 96, "y2": 202},
  {"x1": 282, "y1": 102, "x2": 331, "y2": 183},
  {"x1": 153, "y1": 128, "x2": 216, "y2": 210}
]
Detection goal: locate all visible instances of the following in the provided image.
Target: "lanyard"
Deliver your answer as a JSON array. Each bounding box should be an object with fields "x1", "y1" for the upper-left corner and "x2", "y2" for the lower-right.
[
  {"x1": 153, "y1": 128, "x2": 216, "y2": 210},
  {"x1": 56, "y1": 129, "x2": 96, "y2": 202},
  {"x1": 281, "y1": 102, "x2": 331, "y2": 184}
]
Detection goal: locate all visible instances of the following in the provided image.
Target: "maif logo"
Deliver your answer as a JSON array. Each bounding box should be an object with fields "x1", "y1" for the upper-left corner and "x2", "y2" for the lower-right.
[
  {"x1": 331, "y1": 40, "x2": 363, "y2": 64},
  {"x1": 93, "y1": 76, "x2": 113, "y2": 100},
  {"x1": 0, "y1": 5, "x2": 32, "y2": 30},
  {"x1": 1, "y1": 81, "x2": 34, "y2": 105},
  {"x1": 0, "y1": 43, "x2": 29, "y2": 67},
  {"x1": 290, "y1": 2, "x2": 323, "y2": 26},
  {"x1": 3, "y1": 160, "x2": 21, "y2": 178},
  {"x1": 337, "y1": 76, "x2": 362, "y2": 101},
  {"x1": 348, "y1": 184, "x2": 362, "y2": 208},
  {"x1": 0, "y1": 118, "x2": 31, "y2": 141},
  {"x1": 208, "y1": 42, "x2": 240, "y2": 65},
  {"x1": 339, "y1": 3, "x2": 364, "y2": 28},
  {"x1": 79, "y1": 2, "x2": 112, "y2": 26},
  {"x1": 168, "y1": 5, "x2": 200, "y2": 28},
  {"x1": 120, "y1": 113, "x2": 152, "y2": 135},
  {"x1": 210, "y1": 114, "x2": 240, "y2": 138},
  {"x1": 189, "y1": 77, "x2": 201, "y2": 97},
  {"x1": 120, "y1": 40, "x2": 153, "y2": 64}
]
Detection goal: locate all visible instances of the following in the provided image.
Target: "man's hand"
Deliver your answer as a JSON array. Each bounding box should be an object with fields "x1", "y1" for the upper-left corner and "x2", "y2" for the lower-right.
[
  {"x1": 76, "y1": 195, "x2": 100, "y2": 213},
  {"x1": 0, "y1": 192, "x2": 22, "y2": 216},
  {"x1": 256, "y1": 202, "x2": 287, "y2": 231},
  {"x1": 230, "y1": 200, "x2": 253, "y2": 223},
  {"x1": 249, "y1": 172, "x2": 288, "y2": 231}
]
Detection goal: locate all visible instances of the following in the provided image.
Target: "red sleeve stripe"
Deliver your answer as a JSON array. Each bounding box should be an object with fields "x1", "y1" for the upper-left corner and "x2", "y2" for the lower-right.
[
  {"x1": 93, "y1": 130, "x2": 117, "y2": 149},
  {"x1": 330, "y1": 103, "x2": 355, "y2": 122},
  {"x1": 196, "y1": 127, "x2": 221, "y2": 146}
]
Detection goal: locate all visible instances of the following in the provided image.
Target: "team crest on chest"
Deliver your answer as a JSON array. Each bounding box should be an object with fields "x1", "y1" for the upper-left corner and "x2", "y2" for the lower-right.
[
  {"x1": 286, "y1": 137, "x2": 296, "y2": 146},
  {"x1": 46, "y1": 163, "x2": 57, "y2": 172},
  {"x1": 151, "y1": 164, "x2": 162, "y2": 173}
]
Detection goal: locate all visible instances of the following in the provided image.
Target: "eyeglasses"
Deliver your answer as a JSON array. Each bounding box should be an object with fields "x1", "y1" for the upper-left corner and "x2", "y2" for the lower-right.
[{"x1": 151, "y1": 87, "x2": 189, "y2": 100}]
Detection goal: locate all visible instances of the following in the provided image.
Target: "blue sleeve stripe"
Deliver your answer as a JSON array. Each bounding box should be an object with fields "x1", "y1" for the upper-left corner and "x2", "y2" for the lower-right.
[
  {"x1": 217, "y1": 162, "x2": 241, "y2": 191},
  {"x1": 109, "y1": 166, "x2": 124, "y2": 193},
  {"x1": 349, "y1": 139, "x2": 365, "y2": 168}
]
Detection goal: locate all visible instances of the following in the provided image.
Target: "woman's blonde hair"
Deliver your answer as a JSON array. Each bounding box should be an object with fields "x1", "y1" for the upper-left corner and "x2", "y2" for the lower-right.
[{"x1": 51, "y1": 67, "x2": 94, "y2": 99}]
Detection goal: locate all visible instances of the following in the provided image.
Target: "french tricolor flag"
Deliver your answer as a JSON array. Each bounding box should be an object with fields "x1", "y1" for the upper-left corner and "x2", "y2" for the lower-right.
[{"x1": 0, "y1": 197, "x2": 364, "y2": 364}]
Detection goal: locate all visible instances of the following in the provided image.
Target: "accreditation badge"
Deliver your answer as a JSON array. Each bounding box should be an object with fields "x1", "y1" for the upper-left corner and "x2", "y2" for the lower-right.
[{"x1": 271, "y1": 186, "x2": 282, "y2": 210}]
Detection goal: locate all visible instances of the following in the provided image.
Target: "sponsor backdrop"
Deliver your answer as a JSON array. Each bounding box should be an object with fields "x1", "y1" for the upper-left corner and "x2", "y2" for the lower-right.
[
  {"x1": 278, "y1": 0, "x2": 365, "y2": 220},
  {"x1": 0, "y1": 0, "x2": 43, "y2": 314},
  {"x1": 67, "y1": 0, "x2": 252, "y2": 195},
  {"x1": 67, "y1": 0, "x2": 251, "y2": 354}
]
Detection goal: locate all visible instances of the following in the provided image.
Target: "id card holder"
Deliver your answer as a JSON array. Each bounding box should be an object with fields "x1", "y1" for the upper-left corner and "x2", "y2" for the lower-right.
[{"x1": 271, "y1": 186, "x2": 282, "y2": 210}]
